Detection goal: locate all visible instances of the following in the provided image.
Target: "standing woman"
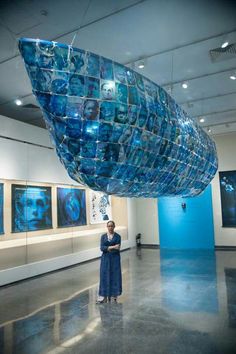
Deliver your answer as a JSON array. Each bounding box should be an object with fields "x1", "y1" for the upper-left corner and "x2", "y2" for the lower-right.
[{"x1": 97, "y1": 220, "x2": 122, "y2": 303}]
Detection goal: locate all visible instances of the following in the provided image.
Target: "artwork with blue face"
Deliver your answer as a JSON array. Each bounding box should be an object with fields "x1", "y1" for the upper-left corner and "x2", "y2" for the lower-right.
[
  {"x1": 57, "y1": 188, "x2": 86, "y2": 227},
  {"x1": 19, "y1": 38, "x2": 218, "y2": 198},
  {"x1": 219, "y1": 171, "x2": 236, "y2": 227},
  {"x1": 12, "y1": 185, "x2": 52, "y2": 233},
  {"x1": 0, "y1": 184, "x2": 3, "y2": 234}
]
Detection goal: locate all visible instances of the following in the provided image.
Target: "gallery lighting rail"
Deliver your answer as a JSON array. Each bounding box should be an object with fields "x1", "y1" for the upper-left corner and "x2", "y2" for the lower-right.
[{"x1": 0, "y1": 135, "x2": 53, "y2": 150}]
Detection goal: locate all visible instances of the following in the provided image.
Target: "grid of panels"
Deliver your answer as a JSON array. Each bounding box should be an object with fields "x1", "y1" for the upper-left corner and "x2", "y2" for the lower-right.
[{"x1": 19, "y1": 38, "x2": 218, "y2": 198}]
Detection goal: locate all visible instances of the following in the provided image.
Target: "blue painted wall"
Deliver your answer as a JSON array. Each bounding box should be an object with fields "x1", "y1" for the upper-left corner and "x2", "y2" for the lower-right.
[{"x1": 158, "y1": 185, "x2": 215, "y2": 249}]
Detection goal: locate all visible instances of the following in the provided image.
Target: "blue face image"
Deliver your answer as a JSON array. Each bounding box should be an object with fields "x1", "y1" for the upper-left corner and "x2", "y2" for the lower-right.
[
  {"x1": 57, "y1": 188, "x2": 86, "y2": 227},
  {"x1": 12, "y1": 185, "x2": 52, "y2": 232},
  {"x1": 68, "y1": 74, "x2": 84, "y2": 97}
]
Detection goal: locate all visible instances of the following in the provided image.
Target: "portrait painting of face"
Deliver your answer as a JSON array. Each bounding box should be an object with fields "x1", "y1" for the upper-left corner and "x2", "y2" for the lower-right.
[
  {"x1": 66, "y1": 96, "x2": 83, "y2": 118},
  {"x1": 85, "y1": 77, "x2": 100, "y2": 99},
  {"x1": 50, "y1": 95, "x2": 67, "y2": 117},
  {"x1": 12, "y1": 185, "x2": 52, "y2": 233},
  {"x1": 51, "y1": 72, "x2": 69, "y2": 95},
  {"x1": 101, "y1": 81, "x2": 115, "y2": 100},
  {"x1": 38, "y1": 54, "x2": 54, "y2": 69},
  {"x1": 126, "y1": 69, "x2": 136, "y2": 85},
  {"x1": 100, "y1": 57, "x2": 113, "y2": 80},
  {"x1": 68, "y1": 74, "x2": 85, "y2": 97},
  {"x1": 114, "y1": 104, "x2": 128, "y2": 124},
  {"x1": 81, "y1": 141, "x2": 97, "y2": 158},
  {"x1": 57, "y1": 188, "x2": 86, "y2": 227},
  {"x1": 35, "y1": 69, "x2": 52, "y2": 93},
  {"x1": 0, "y1": 184, "x2": 3, "y2": 235},
  {"x1": 116, "y1": 83, "x2": 128, "y2": 104},
  {"x1": 70, "y1": 49, "x2": 86, "y2": 74},
  {"x1": 99, "y1": 101, "x2": 115, "y2": 122},
  {"x1": 89, "y1": 191, "x2": 112, "y2": 224},
  {"x1": 99, "y1": 122, "x2": 113, "y2": 142},
  {"x1": 114, "y1": 63, "x2": 127, "y2": 84},
  {"x1": 54, "y1": 45, "x2": 69, "y2": 70},
  {"x1": 128, "y1": 105, "x2": 138, "y2": 125},
  {"x1": 128, "y1": 86, "x2": 139, "y2": 105},
  {"x1": 83, "y1": 99, "x2": 99, "y2": 120},
  {"x1": 86, "y1": 53, "x2": 100, "y2": 78}
]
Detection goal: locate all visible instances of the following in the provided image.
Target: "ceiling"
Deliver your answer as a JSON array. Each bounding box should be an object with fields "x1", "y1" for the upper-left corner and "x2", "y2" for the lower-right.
[{"x1": 0, "y1": 0, "x2": 236, "y2": 136}]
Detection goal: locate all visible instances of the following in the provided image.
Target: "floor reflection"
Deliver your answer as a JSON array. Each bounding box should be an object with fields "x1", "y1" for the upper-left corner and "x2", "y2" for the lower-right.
[
  {"x1": 160, "y1": 249, "x2": 219, "y2": 313},
  {"x1": 225, "y1": 268, "x2": 236, "y2": 328},
  {"x1": 0, "y1": 249, "x2": 236, "y2": 353},
  {"x1": 0, "y1": 288, "x2": 94, "y2": 354}
]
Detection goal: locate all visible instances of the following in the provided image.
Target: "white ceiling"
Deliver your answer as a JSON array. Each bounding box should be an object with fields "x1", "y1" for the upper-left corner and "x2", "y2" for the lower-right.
[{"x1": 0, "y1": 0, "x2": 235, "y2": 136}]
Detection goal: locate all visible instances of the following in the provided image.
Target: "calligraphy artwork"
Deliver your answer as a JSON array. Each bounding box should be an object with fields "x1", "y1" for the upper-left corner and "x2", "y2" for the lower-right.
[{"x1": 89, "y1": 191, "x2": 112, "y2": 224}]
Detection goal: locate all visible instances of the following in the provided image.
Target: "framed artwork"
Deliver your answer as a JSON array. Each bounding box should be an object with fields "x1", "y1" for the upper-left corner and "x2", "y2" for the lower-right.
[
  {"x1": 57, "y1": 188, "x2": 86, "y2": 227},
  {"x1": 0, "y1": 183, "x2": 3, "y2": 234},
  {"x1": 89, "y1": 191, "x2": 112, "y2": 224},
  {"x1": 219, "y1": 171, "x2": 236, "y2": 227},
  {"x1": 12, "y1": 185, "x2": 52, "y2": 233}
]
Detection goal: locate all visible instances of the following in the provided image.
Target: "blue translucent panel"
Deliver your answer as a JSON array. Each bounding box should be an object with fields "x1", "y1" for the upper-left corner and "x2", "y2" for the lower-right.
[{"x1": 19, "y1": 38, "x2": 218, "y2": 198}]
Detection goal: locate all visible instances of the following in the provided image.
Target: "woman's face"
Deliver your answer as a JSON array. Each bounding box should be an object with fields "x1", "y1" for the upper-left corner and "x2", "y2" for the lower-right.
[{"x1": 107, "y1": 222, "x2": 115, "y2": 234}]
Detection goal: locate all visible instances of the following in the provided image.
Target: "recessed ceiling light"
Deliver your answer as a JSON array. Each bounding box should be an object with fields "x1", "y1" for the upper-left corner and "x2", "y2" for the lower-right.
[
  {"x1": 230, "y1": 75, "x2": 236, "y2": 80},
  {"x1": 182, "y1": 83, "x2": 188, "y2": 89},
  {"x1": 221, "y1": 41, "x2": 229, "y2": 48},
  {"x1": 15, "y1": 99, "x2": 22, "y2": 106},
  {"x1": 138, "y1": 63, "x2": 145, "y2": 69},
  {"x1": 199, "y1": 118, "x2": 205, "y2": 123},
  {"x1": 207, "y1": 127, "x2": 211, "y2": 133}
]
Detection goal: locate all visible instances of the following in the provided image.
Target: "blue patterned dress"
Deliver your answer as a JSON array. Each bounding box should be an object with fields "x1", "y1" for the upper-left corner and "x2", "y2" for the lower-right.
[{"x1": 99, "y1": 232, "x2": 122, "y2": 297}]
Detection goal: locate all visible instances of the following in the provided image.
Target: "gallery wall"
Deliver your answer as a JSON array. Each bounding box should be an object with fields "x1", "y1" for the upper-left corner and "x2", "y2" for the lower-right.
[
  {"x1": 0, "y1": 115, "x2": 136, "y2": 284},
  {"x1": 136, "y1": 131, "x2": 236, "y2": 248},
  {"x1": 158, "y1": 185, "x2": 215, "y2": 249},
  {"x1": 136, "y1": 198, "x2": 159, "y2": 245},
  {"x1": 212, "y1": 132, "x2": 236, "y2": 247}
]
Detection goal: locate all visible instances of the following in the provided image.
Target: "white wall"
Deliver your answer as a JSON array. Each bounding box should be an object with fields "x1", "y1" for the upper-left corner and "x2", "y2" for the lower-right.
[
  {"x1": 127, "y1": 198, "x2": 138, "y2": 247},
  {"x1": 136, "y1": 198, "x2": 159, "y2": 245},
  {"x1": 0, "y1": 115, "x2": 75, "y2": 184},
  {"x1": 212, "y1": 132, "x2": 236, "y2": 246}
]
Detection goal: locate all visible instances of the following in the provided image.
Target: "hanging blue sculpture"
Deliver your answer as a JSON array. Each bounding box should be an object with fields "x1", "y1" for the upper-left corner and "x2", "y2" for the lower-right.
[{"x1": 19, "y1": 38, "x2": 218, "y2": 198}]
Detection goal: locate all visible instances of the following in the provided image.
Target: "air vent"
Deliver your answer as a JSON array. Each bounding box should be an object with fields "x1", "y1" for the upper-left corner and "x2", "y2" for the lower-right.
[
  {"x1": 22, "y1": 103, "x2": 40, "y2": 109},
  {"x1": 209, "y1": 43, "x2": 236, "y2": 63}
]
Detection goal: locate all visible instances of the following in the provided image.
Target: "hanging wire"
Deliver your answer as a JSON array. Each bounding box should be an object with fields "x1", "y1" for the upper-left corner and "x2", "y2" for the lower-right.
[{"x1": 70, "y1": 0, "x2": 92, "y2": 46}]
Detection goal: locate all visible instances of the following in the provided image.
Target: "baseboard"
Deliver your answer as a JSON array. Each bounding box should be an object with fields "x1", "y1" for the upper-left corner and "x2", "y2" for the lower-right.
[
  {"x1": 215, "y1": 246, "x2": 236, "y2": 251},
  {"x1": 140, "y1": 244, "x2": 160, "y2": 249}
]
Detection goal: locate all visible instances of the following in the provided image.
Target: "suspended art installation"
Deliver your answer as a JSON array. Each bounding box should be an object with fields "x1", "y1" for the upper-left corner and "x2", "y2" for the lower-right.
[{"x1": 19, "y1": 38, "x2": 218, "y2": 198}]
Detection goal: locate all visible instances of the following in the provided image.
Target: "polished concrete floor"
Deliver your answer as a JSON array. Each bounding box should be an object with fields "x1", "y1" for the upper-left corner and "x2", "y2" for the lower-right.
[{"x1": 0, "y1": 248, "x2": 236, "y2": 354}]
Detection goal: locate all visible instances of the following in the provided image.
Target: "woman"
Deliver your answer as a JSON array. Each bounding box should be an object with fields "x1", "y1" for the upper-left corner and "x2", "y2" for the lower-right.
[{"x1": 97, "y1": 220, "x2": 122, "y2": 303}]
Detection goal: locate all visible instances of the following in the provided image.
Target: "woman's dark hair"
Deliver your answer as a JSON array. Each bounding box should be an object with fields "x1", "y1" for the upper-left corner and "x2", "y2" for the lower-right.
[{"x1": 107, "y1": 220, "x2": 115, "y2": 227}]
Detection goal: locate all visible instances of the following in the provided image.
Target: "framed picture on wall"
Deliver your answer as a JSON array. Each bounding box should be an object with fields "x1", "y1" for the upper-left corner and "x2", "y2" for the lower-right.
[
  {"x1": 12, "y1": 185, "x2": 52, "y2": 233},
  {"x1": 57, "y1": 188, "x2": 86, "y2": 227},
  {"x1": 219, "y1": 171, "x2": 236, "y2": 227},
  {"x1": 89, "y1": 190, "x2": 112, "y2": 224},
  {"x1": 0, "y1": 183, "x2": 3, "y2": 234}
]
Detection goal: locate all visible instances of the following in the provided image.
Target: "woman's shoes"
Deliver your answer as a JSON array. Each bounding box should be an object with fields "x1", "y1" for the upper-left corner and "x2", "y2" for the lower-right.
[
  {"x1": 96, "y1": 297, "x2": 108, "y2": 304},
  {"x1": 96, "y1": 297, "x2": 117, "y2": 304}
]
